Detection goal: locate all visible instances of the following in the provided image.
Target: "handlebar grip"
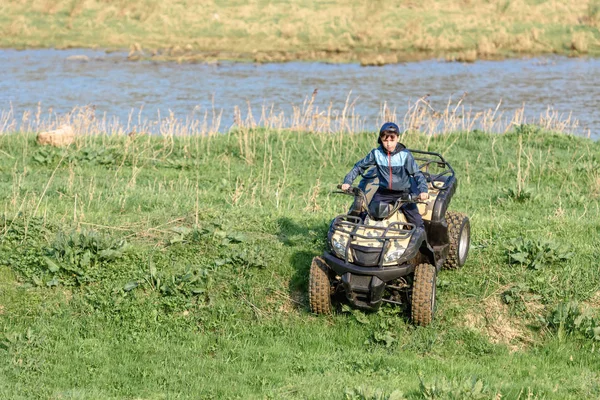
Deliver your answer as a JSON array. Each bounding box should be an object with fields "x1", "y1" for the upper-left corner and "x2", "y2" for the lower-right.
[{"x1": 338, "y1": 184, "x2": 354, "y2": 193}]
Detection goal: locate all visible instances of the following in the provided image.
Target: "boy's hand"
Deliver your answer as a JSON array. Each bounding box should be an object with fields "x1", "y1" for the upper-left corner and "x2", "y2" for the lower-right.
[
  {"x1": 341, "y1": 183, "x2": 350, "y2": 191},
  {"x1": 418, "y1": 192, "x2": 429, "y2": 201}
]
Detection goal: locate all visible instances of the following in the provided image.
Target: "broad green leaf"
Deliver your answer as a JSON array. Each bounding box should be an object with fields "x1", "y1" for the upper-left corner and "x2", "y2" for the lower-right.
[
  {"x1": 170, "y1": 226, "x2": 192, "y2": 235},
  {"x1": 351, "y1": 310, "x2": 370, "y2": 325},
  {"x1": 46, "y1": 277, "x2": 59, "y2": 287},
  {"x1": 388, "y1": 390, "x2": 407, "y2": 400},
  {"x1": 43, "y1": 257, "x2": 60, "y2": 273},
  {"x1": 32, "y1": 275, "x2": 43, "y2": 287},
  {"x1": 149, "y1": 262, "x2": 157, "y2": 278},
  {"x1": 214, "y1": 230, "x2": 227, "y2": 239},
  {"x1": 99, "y1": 249, "x2": 122, "y2": 260},
  {"x1": 510, "y1": 252, "x2": 528, "y2": 263},
  {"x1": 80, "y1": 251, "x2": 92, "y2": 267},
  {"x1": 169, "y1": 235, "x2": 184, "y2": 245},
  {"x1": 214, "y1": 258, "x2": 231, "y2": 267},
  {"x1": 227, "y1": 232, "x2": 247, "y2": 243},
  {"x1": 473, "y1": 379, "x2": 484, "y2": 394},
  {"x1": 123, "y1": 282, "x2": 138, "y2": 292}
]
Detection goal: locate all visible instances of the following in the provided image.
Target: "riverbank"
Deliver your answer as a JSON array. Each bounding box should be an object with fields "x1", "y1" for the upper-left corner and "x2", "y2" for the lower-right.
[
  {"x1": 2, "y1": 0, "x2": 599, "y2": 64},
  {"x1": 1, "y1": 128, "x2": 599, "y2": 398}
]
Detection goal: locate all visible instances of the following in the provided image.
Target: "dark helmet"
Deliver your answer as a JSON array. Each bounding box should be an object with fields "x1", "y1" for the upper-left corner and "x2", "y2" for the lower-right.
[{"x1": 378, "y1": 122, "x2": 400, "y2": 145}]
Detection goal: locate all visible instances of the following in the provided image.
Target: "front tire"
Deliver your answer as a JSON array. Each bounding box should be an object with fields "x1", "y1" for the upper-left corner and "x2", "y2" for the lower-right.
[
  {"x1": 411, "y1": 263, "x2": 436, "y2": 326},
  {"x1": 443, "y1": 211, "x2": 470, "y2": 270},
  {"x1": 309, "y1": 256, "x2": 332, "y2": 315}
]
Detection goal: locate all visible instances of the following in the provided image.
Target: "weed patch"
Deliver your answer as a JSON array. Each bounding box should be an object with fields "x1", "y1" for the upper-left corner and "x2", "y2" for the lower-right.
[
  {"x1": 31, "y1": 146, "x2": 120, "y2": 167},
  {"x1": 126, "y1": 261, "x2": 209, "y2": 297},
  {"x1": 43, "y1": 230, "x2": 127, "y2": 285},
  {"x1": 418, "y1": 375, "x2": 491, "y2": 400},
  {"x1": 505, "y1": 237, "x2": 573, "y2": 270},
  {"x1": 541, "y1": 301, "x2": 600, "y2": 342},
  {"x1": 501, "y1": 284, "x2": 543, "y2": 315},
  {"x1": 344, "y1": 386, "x2": 405, "y2": 400},
  {"x1": 499, "y1": 187, "x2": 535, "y2": 203}
]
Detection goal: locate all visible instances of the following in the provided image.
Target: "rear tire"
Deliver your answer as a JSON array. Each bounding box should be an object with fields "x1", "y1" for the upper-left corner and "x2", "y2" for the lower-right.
[
  {"x1": 443, "y1": 211, "x2": 470, "y2": 270},
  {"x1": 309, "y1": 256, "x2": 332, "y2": 315},
  {"x1": 411, "y1": 263, "x2": 436, "y2": 326}
]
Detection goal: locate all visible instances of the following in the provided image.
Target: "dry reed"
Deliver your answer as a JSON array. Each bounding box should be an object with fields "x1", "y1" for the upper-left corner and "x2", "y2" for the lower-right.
[{"x1": 0, "y1": 95, "x2": 588, "y2": 139}]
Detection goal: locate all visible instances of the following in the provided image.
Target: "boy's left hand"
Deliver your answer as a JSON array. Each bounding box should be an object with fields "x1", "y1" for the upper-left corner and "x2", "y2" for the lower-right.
[{"x1": 418, "y1": 192, "x2": 429, "y2": 201}]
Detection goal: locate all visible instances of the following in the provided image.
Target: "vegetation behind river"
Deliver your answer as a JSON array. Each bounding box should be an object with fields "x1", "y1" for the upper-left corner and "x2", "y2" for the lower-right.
[
  {"x1": 1, "y1": 127, "x2": 599, "y2": 398},
  {"x1": 1, "y1": 0, "x2": 600, "y2": 63}
]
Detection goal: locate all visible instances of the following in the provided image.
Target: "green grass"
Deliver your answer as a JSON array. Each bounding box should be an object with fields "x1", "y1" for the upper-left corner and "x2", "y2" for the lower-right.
[
  {"x1": 0, "y1": 0, "x2": 599, "y2": 62},
  {"x1": 1, "y1": 128, "x2": 600, "y2": 398}
]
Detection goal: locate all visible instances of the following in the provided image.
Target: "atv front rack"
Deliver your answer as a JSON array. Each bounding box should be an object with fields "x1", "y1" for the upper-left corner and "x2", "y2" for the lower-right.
[
  {"x1": 332, "y1": 215, "x2": 414, "y2": 239},
  {"x1": 330, "y1": 215, "x2": 415, "y2": 268}
]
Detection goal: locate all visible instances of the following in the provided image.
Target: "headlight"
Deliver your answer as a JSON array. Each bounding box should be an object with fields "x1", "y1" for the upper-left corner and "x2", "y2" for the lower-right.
[
  {"x1": 383, "y1": 248, "x2": 405, "y2": 263},
  {"x1": 331, "y1": 237, "x2": 347, "y2": 258}
]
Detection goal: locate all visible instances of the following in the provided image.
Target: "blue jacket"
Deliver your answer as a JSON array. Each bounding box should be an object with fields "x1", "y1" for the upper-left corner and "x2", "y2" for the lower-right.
[{"x1": 343, "y1": 143, "x2": 428, "y2": 194}]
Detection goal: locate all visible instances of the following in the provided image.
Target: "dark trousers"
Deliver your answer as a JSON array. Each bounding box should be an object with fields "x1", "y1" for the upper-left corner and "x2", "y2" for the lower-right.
[{"x1": 372, "y1": 189, "x2": 424, "y2": 228}]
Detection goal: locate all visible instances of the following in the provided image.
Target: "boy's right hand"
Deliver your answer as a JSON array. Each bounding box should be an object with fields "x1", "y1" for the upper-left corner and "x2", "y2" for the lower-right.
[{"x1": 341, "y1": 183, "x2": 350, "y2": 191}]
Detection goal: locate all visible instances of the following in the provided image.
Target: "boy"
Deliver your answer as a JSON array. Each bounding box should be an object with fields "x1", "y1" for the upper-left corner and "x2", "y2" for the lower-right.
[{"x1": 341, "y1": 122, "x2": 429, "y2": 229}]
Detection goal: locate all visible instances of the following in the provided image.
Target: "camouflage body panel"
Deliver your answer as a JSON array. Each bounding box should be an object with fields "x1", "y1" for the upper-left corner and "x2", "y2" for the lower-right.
[
  {"x1": 417, "y1": 182, "x2": 441, "y2": 222},
  {"x1": 330, "y1": 210, "x2": 413, "y2": 267}
]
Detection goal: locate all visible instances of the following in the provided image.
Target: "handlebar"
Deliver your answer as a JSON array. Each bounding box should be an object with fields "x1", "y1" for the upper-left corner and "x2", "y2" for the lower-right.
[{"x1": 336, "y1": 184, "x2": 428, "y2": 220}]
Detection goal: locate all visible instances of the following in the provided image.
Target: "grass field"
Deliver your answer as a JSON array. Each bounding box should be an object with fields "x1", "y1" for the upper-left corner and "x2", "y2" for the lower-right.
[
  {"x1": 1, "y1": 124, "x2": 599, "y2": 398},
  {"x1": 1, "y1": 0, "x2": 599, "y2": 63}
]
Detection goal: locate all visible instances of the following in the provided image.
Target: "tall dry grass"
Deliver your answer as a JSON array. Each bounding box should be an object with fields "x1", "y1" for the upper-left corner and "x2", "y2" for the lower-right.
[{"x1": 0, "y1": 95, "x2": 588, "y2": 139}]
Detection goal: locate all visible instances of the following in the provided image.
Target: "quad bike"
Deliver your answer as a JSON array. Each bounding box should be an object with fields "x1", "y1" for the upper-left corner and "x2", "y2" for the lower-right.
[{"x1": 309, "y1": 150, "x2": 470, "y2": 326}]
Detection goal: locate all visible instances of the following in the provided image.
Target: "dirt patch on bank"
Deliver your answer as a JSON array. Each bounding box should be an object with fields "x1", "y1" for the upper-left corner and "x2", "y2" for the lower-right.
[
  {"x1": 264, "y1": 287, "x2": 306, "y2": 315},
  {"x1": 583, "y1": 291, "x2": 600, "y2": 309},
  {"x1": 463, "y1": 296, "x2": 539, "y2": 351}
]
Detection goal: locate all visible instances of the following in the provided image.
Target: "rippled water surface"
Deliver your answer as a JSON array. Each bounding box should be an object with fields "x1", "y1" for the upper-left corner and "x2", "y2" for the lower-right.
[{"x1": 1, "y1": 49, "x2": 598, "y2": 137}]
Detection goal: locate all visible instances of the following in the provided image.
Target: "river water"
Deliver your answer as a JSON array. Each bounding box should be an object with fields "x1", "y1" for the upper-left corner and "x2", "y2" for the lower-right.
[{"x1": 0, "y1": 49, "x2": 598, "y2": 138}]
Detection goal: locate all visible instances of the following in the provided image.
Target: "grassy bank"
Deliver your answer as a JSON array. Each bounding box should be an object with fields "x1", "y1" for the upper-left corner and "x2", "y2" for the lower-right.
[
  {"x1": 1, "y1": 0, "x2": 600, "y2": 63},
  {"x1": 1, "y1": 127, "x2": 599, "y2": 398}
]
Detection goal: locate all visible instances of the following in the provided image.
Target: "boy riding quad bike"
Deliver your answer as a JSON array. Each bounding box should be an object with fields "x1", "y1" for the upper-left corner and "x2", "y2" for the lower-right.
[{"x1": 308, "y1": 147, "x2": 470, "y2": 326}]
